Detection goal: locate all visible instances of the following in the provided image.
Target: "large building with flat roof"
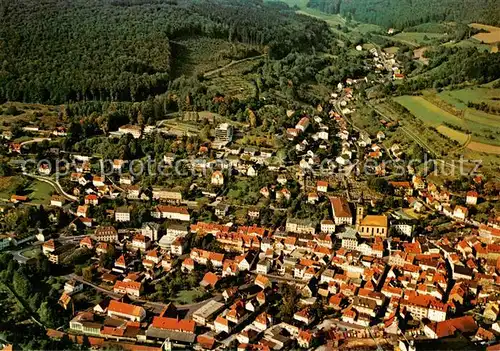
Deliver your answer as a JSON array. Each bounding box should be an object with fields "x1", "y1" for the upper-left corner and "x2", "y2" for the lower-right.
[{"x1": 192, "y1": 300, "x2": 225, "y2": 326}]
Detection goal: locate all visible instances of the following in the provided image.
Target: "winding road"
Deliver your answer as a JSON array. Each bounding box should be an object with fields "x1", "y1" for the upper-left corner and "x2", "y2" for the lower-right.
[{"x1": 23, "y1": 172, "x2": 78, "y2": 201}]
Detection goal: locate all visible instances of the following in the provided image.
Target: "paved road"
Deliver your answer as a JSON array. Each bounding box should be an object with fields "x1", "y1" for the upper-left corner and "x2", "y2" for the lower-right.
[{"x1": 19, "y1": 138, "x2": 52, "y2": 154}]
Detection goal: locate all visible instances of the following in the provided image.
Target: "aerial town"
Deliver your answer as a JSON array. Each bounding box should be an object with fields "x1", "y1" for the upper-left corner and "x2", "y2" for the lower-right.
[
  {"x1": 1, "y1": 0, "x2": 500, "y2": 350},
  {"x1": 0, "y1": 60, "x2": 499, "y2": 350}
]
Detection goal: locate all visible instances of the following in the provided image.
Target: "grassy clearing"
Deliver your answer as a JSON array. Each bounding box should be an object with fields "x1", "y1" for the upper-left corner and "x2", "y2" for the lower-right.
[
  {"x1": 271, "y1": 0, "x2": 309, "y2": 7},
  {"x1": 295, "y1": 9, "x2": 346, "y2": 28},
  {"x1": 171, "y1": 38, "x2": 232, "y2": 78},
  {"x1": 442, "y1": 38, "x2": 492, "y2": 52},
  {"x1": 24, "y1": 180, "x2": 54, "y2": 205},
  {"x1": 21, "y1": 247, "x2": 42, "y2": 259},
  {"x1": 407, "y1": 23, "x2": 453, "y2": 34},
  {"x1": 394, "y1": 96, "x2": 463, "y2": 126},
  {"x1": 391, "y1": 32, "x2": 445, "y2": 46},
  {"x1": 173, "y1": 288, "x2": 203, "y2": 304},
  {"x1": 384, "y1": 47, "x2": 399, "y2": 54}
]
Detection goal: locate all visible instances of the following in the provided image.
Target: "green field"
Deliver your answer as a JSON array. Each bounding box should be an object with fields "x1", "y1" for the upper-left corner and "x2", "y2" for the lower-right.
[
  {"x1": 24, "y1": 180, "x2": 54, "y2": 205},
  {"x1": 394, "y1": 96, "x2": 464, "y2": 126},
  {"x1": 395, "y1": 94, "x2": 500, "y2": 149},
  {"x1": 442, "y1": 38, "x2": 492, "y2": 52},
  {"x1": 21, "y1": 247, "x2": 41, "y2": 259},
  {"x1": 392, "y1": 32, "x2": 446, "y2": 46},
  {"x1": 438, "y1": 87, "x2": 500, "y2": 109},
  {"x1": 436, "y1": 125, "x2": 470, "y2": 145},
  {"x1": 173, "y1": 288, "x2": 203, "y2": 304}
]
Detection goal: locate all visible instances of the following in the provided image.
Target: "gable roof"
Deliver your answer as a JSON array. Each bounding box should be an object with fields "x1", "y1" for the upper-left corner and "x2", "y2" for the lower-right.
[
  {"x1": 151, "y1": 317, "x2": 195, "y2": 333},
  {"x1": 108, "y1": 300, "x2": 145, "y2": 318}
]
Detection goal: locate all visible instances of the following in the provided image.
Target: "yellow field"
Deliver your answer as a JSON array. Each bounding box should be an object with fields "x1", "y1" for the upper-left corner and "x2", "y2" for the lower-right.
[
  {"x1": 436, "y1": 125, "x2": 470, "y2": 145},
  {"x1": 467, "y1": 141, "x2": 500, "y2": 155},
  {"x1": 470, "y1": 23, "x2": 500, "y2": 44}
]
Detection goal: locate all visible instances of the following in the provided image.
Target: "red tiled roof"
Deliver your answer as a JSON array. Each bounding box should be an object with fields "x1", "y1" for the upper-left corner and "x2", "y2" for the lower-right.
[
  {"x1": 329, "y1": 196, "x2": 352, "y2": 218},
  {"x1": 151, "y1": 317, "x2": 195, "y2": 333},
  {"x1": 108, "y1": 300, "x2": 144, "y2": 318},
  {"x1": 156, "y1": 205, "x2": 189, "y2": 214},
  {"x1": 428, "y1": 316, "x2": 477, "y2": 338},
  {"x1": 201, "y1": 272, "x2": 220, "y2": 287},
  {"x1": 114, "y1": 280, "x2": 142, "y2": 292}
]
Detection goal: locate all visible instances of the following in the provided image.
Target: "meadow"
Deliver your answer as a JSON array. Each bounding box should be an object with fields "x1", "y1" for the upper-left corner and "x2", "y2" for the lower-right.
[
  {"x1": 394, "y1": 96, "x2": 464, "y2": 126},
  {"x1": 391, "y1": 32, "x2": 446, "y2": 46},
  {"x1": 395, "y1": 94, "x2": 500, "y2": 151},
  {"x1": 438, "y1": 87, "x2": 500, "y2": 109}
]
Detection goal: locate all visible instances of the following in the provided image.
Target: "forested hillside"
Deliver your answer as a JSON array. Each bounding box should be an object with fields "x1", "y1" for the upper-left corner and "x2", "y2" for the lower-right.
[
  {"x1": 306, "y1": 0, "x2": 500, "y2": 28},
  {"x1": 0, "y1": 0, "x2": 329, "y2": 104}
]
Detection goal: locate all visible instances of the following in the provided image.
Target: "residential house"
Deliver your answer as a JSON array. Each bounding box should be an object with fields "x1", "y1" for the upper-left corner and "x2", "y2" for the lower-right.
[
  {"x1": 330, "y1": 197, "x2": 353, "y2": 225},
  {"x1": 115, "y1": 207, "x2": 131, "y2": 222},
  {"x1": 50, "y1": 195, "x2": 65, "y2": 207},
  {"x1": 107, "y1": 300, "x2": 146, "y2": 322},
  {"x1": 466, "y1": 191, "x2": 479, "y2": 205}
]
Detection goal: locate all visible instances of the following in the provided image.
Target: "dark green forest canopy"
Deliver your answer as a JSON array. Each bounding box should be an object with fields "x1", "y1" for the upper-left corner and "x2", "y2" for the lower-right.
[
  {"x1": 0, "y1": 0, "x2": 330, "y2": 104},
  {"x1": 306, "y1": 0, "x2": 500, "y2": 28}
]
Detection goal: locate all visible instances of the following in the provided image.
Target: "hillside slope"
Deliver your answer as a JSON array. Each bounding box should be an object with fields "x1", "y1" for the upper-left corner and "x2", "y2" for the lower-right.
[
  {"x1": 0, "y1": 0, "x2": 329, "y2": 104},
  {"x1": 306, "y1": 0, "x2": 500, "y2": 28}
]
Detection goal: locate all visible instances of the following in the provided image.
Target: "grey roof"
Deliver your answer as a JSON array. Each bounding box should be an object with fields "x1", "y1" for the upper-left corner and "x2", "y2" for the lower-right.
[
  {"x1": 337, "y1": 227, "x2": 358, "y2": 239},
  {"x1": 146, "y1": 327, "x2": 196, "y2": 343}
]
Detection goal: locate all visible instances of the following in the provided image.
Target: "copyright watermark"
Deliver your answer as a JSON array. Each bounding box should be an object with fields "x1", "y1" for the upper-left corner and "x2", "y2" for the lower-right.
[{"x1": 17, "y1": 153, "x2": 483, "y2": 180}]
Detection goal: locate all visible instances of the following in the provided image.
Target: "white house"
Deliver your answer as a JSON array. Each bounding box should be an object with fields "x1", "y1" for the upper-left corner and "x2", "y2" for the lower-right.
[{"x1": 466, "y1": 191, "x2": 478, "y2": 205}]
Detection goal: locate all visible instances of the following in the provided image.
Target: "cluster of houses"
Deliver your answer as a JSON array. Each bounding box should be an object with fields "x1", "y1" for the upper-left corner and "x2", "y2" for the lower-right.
[
  {"x1": 42, "y1": 167, "x2": 500, "y2": 350},
  {"x1": 4, "y1": 75, "x2": 500, "y2": 351}
]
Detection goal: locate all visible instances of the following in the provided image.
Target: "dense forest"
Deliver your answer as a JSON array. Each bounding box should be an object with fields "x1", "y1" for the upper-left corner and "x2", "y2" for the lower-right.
[
  {"x1": 395, "y1": 48, "x2": 500, "y2": 92},
  {"x1": 0, "y1": 0, "x2": 330, "y2": 104},
  {"x1": 306, "y1": 0, "x2": 500, "y2": 28}
]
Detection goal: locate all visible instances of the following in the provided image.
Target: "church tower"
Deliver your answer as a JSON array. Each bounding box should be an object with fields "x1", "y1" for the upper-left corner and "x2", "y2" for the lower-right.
[{"x1": 356, "y1": 204, "x2": 365, "y2": 230}]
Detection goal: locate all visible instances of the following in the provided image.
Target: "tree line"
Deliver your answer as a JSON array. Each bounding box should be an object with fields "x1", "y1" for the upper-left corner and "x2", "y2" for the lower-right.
[{"x1": 306, "y1": 0, "x2": 500, "y2": 28}]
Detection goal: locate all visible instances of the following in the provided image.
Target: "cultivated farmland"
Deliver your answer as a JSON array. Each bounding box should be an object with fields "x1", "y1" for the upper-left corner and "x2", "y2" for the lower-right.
[
  {"x1": 395, "y1": 92, "x2": 500, "y2": 151},
  {"x1": 394, "y1": 96, "x2": 464, "y2": 126},
  {"x1": 470, "y1": 23, "x2": 500, "y2": 44},
  {"x1": 436, "y1": 125, "x2": 470, "y2": 145}
]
